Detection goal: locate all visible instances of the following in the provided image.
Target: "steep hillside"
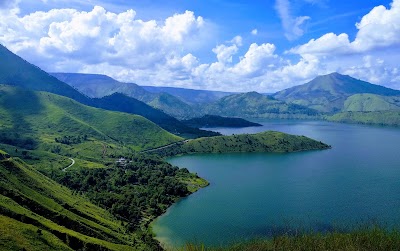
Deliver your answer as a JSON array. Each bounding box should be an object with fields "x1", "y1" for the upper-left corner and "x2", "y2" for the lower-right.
[
  {"x1": 52, "y1": 73, "x2": 199, "y2": 119},
  {"x1": 0, "y1": 45, "x2": 89, "y2": 104},
  {"x1": 0, "y1": 46, "x2": 210, "y2": 137},
  {"x1": 203, "y1": 92, "x2": 319, "y2": 118},
  {"x1": 142, "y1": 86, "x2": 235, "y2": 105},
  {"x1": 274, "y1": 72, "x2": 400, "y2": 113},
  {"x1": 182, "y1": 115, "x2": 262, "y2": 128},
  {"x1": 0, "y1": 85, "x2": 181, "y2": 161},
  {"x1": 0, "y1": 156, "x2": 138, "y2": 250},
  {"x1": 343, "y1": 94, "x2": 400, "y2": 112}
]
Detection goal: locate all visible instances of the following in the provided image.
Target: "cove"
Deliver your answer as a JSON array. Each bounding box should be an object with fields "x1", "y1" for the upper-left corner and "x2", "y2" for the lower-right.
[{"x1": 152, "y1": 120, "x2": 400, "y2": 248}]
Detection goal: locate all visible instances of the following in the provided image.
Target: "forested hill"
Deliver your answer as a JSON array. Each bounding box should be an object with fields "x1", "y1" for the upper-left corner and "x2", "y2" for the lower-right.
[{"x1": 152, "y1": 131, "x2": 331, "y2": 156}]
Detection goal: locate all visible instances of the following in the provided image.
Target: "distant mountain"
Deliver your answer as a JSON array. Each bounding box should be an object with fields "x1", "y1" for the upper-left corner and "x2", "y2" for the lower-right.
[
  {"x1": 343, "y1": 94, "x2": 400, "y2": 112},
  {"x1": 274, "y1": 72, "x2": 400, "y2": 113},
  {"x1": 203, "y1": 91, "x2": 319, "y2": 118},
  {"x1": 0, "y1": 45, "x2": 213, "y2": 137},
  {"x1": 52, "y1": 73, "x2": 199, "y2": 119},
  {"x1": 142, "y1": 85, "x2": 235, "y2": 105},
  {"x1": 182, "y1": 115, "x2": 262, "y2": 128},
  {"x1": 328, "y1": 111, "x2": 400, "y2": 127},
  {"x1": 94, "y1": 93, "x2": 220, "y2": 138}
]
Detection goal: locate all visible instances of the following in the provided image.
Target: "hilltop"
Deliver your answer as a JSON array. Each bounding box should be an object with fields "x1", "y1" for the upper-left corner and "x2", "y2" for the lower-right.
[{"x1": 274, "y1": 72, "x2": 400, "y2": 113}]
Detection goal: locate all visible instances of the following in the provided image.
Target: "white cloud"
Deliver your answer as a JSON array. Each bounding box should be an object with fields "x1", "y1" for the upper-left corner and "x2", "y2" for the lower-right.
[
  {"x1": 1, "y1": 1, "x2": 400, "y2": 93},
  {"x1": 251, "y1": 29, "x2": 258, "y2": 35},
  {"x1": 275, "y1": 0, "x2": 310, "y2": 40}
]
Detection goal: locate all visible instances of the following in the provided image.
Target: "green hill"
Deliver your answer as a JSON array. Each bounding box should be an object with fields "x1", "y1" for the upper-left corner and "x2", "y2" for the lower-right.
[
  {"x1": 0, "y1": 156, "x2": 137, "y2": 250},
  {"x1": 52, "y1": 73, "x2": 200, "y2": 119},
  {"x1": 327, "y1": 111, "x2": 400, "y2": 127},
  {"x1": 343, "y1": 94, "x2": 400, "y2": 112},
  {"x1": 0, "y1": 45, "x2": 213, "y2": 137},
  {"x1": 0, "y1": 85, "x2": 181, "y2": 166},
  {"x1": 203, "y1": 92, "x2": 319, "y2": 119},
  {"x1": 94, "y1": 93, "x2": 220, "y2": 138},
  {"x1": 274, "y1": 72, "x2": 400, "y2": 113},
  {"x1": 182, "y1": 115, "x2": 262, "y2": 128},
  {"x1": 151, "y1": 131, "x2": 330, "y2": 156}
]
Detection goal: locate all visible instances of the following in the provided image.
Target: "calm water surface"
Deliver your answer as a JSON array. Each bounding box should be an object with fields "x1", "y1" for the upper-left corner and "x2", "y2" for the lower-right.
[{"x1": 152, "y1": 120, "x2": 400, "y2": 248}]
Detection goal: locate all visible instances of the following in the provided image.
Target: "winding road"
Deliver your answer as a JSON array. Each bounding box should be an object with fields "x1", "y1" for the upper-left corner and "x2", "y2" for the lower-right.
[
  {"x1": 62, "y1": 158, "x2": 75, "y2": 172},
  {"x1": 140, "y1": 140, "x2": 191, "y2": 154}
]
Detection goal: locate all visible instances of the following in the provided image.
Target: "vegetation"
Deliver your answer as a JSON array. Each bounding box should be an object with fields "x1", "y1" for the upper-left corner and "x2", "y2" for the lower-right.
[
  {"x1": 273, "y1": 72, "x2": 400, "y2": 113},
  {"x1": 182, "y1": 115, "x2": 262, "y2": 128},
  {"x1": 327, "y1": 111, "x2": 400, "y2": 127},
  {"x1": 49, "y1": 154, "x2": 208, "y2": 230},
  {"x1": 343, "y1": 93, "x2": 400, "y2": 112},
  {"x1": 94, "y1": 93, "x2": 220, "y2": 138},
  {"x1": 203, "y1": 92, "x2": 319, "y2": 119},
  {"x1": 0, "y1": 46, "x2": 215, "y2": 137},
  {"x1": 182, "y1": 227, "x2": 400, "y2": 251},
  {"x1": 151, "y1": 131, "x2": 330, "y2": 156},
  {"x1": 0, "y1": 156, "x2": 139, "y2": 250}
]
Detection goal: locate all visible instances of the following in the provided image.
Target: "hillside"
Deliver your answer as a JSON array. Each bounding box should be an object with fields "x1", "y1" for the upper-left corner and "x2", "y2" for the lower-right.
[
  {"x1": 52, "y1": 73, "x2": 199, "y2": 119},
  {"x1": 327, "y1": 111, "x2": 400, "y2": 127},
  {"x1": 203, "y1": 92, "x2": 319, "y2": 118},
  {"x1": 0, "y1": 45, "x2": 89, "y2": 105},
  {"x1": 343, "y1": 94, "x2": 400, "y2": 112},
  {"x1": 142, "y1": 86, "x2": 235, "y2": 105},
  {"x1": 0, "y1": 156, "x2": 137, "y2": 250},
  {"x1": 0, "y1": 85, "x2": 181, "y2": 163},
  {"x1": 274, "y1": 72, "x2": 400, "y2": 113},
  {"x1": 151, "y1": 131, "x2": 330, "y2": 156},
  {"x1": 94, "y1": 93, "x2": 220, "y2": 138},
  {"x1": 182, "y1": 115, "x2": 262, "y2": 128},
  {"x1": 0, "y1": 45, "x2": 211, "y2": 137}
]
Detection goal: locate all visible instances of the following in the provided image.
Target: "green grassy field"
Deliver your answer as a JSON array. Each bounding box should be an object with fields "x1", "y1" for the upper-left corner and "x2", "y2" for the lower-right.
[{"x1": 182, "y1": 227, "x2": 400, "y2": 251}]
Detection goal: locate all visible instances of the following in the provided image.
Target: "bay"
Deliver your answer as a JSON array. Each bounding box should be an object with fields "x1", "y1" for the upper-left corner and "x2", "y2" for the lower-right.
[{"x1": 152, "y1": 120, "x2": 400, "y2": 248}]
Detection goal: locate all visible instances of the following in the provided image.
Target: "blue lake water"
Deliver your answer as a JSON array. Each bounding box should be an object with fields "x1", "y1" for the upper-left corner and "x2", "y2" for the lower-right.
[{"x1": 152, "y1": 120, "x2": 400, "y2": 248}]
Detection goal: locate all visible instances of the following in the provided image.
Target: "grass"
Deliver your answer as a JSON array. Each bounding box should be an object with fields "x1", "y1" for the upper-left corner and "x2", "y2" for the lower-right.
[
  {"x1": 327, "y1": 111, "x2": 400, "y2": 127},
  {"x1": 0, "y1": 84, "x2": 182, "y2": 170},
  {"x1": 181, "y1": 227, "x2": 400, "y2": 251},
  {"x1": 0, "y1": 156, "x2": 155, "y2": 250}
]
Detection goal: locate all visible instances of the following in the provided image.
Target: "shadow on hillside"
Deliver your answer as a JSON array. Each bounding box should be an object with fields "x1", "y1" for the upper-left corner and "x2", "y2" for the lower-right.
[{"x1": 0, "y1": 87, "x2": 44, "y2": 149}]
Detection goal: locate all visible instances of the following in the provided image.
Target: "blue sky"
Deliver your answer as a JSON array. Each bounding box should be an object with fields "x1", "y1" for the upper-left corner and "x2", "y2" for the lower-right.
[{"x1": 0, "y1": 0, "x2": 399, "y2": 92}]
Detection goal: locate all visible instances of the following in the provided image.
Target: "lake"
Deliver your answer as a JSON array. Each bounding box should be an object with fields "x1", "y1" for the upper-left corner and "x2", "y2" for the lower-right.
[{"x1": 152, "y1": 120, "x2": 400, "y2": 248}]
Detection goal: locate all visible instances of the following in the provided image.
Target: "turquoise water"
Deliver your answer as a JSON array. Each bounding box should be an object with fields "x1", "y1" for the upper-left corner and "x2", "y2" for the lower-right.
[{"x1": 152, "y1": 120, "x2": 400, "y2": 248}]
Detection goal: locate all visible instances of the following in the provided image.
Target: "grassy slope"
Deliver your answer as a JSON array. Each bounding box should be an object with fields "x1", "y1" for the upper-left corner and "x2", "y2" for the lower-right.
[
  {"x1": 0, "y1": 85, "x2": 181, "y2": 169},
  {"x1": 343, "y1": 93, "x2": 400, "y2": 112},
  {"x1": 153, "y1": 131, "x2": 330, "y2": 156},
  {"x1": 183, "y1": 227, "x2": 400, "y2": 251},
  {"x1": 0, "y1": 157, "x2": 140, "y2": 251},
  {"x1": 204, "y1": 92, "x2": 319, "y2": 119}
]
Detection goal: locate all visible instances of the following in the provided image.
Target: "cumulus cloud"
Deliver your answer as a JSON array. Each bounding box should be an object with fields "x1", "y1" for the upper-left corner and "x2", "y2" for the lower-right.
[
  {"x1": 287, "y1": 0, "x2": 400, "y2": 89},
  {"x1": 275, "y1": 0, "x2": 310, "y2": 40},
  {"x1": 1, "y1": 1, "x2": 400, "y2": 93}
]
